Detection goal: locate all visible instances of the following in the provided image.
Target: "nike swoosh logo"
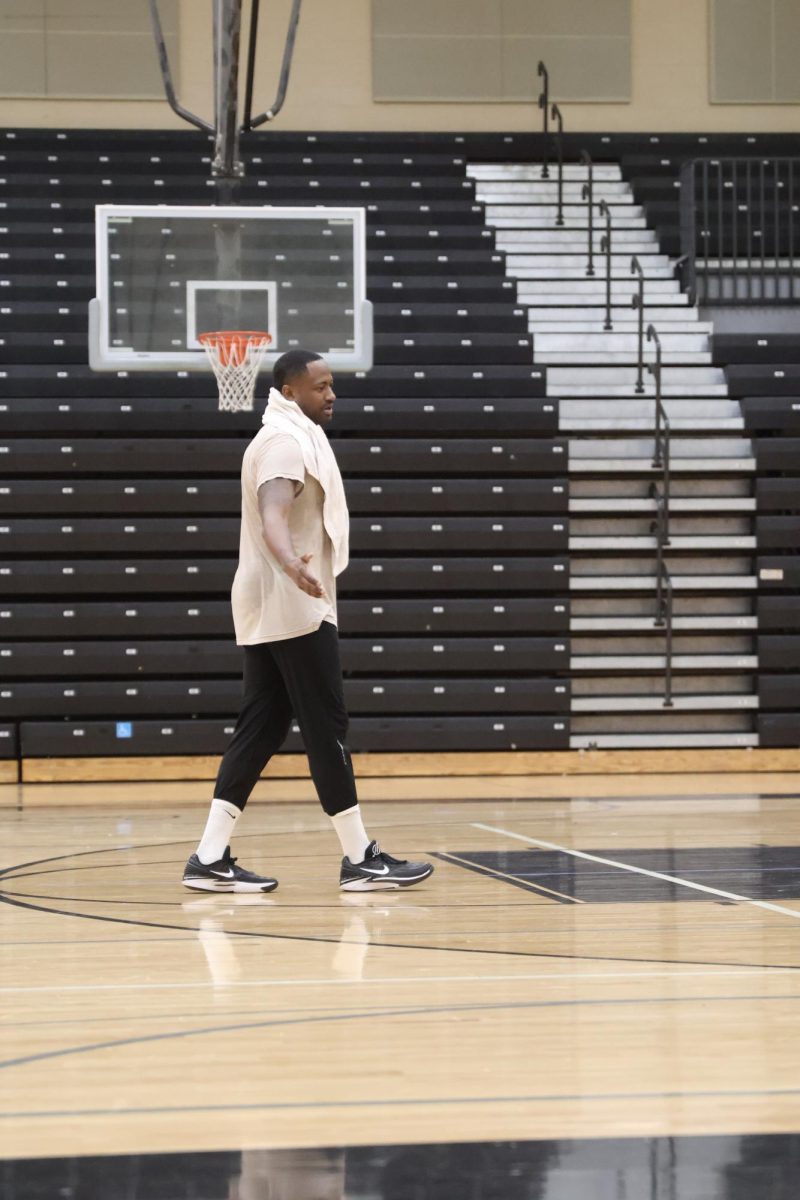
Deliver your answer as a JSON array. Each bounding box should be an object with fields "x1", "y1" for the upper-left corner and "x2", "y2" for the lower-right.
[
  {"x1": 361, "y1": 864, "x2": 390, "y2": 875},
  {"x1": 211, "y1": 868, "x2": 235, "y2": 878}
]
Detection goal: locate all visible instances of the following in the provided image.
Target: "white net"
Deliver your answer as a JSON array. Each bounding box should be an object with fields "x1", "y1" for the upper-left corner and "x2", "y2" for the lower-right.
[{"x1": 198, "y1": 331, "x2": 272, "y2": 413}]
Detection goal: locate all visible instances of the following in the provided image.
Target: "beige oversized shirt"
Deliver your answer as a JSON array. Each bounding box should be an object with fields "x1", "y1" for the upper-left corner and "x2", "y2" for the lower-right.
[{"x1": 231, "y1": 427, "x2": 338, "y2": 645}]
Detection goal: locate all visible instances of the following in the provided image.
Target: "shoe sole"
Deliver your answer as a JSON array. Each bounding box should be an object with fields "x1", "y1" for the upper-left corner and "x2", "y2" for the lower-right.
[
  {"x1": 339, "y1": 866, "x2": 434, "y2": 892},
  {"x1": 182, "y1": 877, "x2": 278, "y2": 893}
]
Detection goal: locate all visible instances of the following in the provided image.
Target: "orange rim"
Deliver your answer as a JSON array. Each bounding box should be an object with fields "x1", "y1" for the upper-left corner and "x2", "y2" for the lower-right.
[{"x1": 197, "y1": 330, "x2": 272, "y2": 367}]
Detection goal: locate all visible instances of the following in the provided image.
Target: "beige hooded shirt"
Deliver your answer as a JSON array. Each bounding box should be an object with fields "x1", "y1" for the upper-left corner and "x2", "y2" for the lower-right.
[{"x1": 230, "y1": 389, "x2": 350, "y2": 646}]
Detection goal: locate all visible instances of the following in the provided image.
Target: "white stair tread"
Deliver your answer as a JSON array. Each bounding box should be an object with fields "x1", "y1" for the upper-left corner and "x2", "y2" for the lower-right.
[
  {"x1": 569, "y1": 458, "x2": 755, "y2": 473},
  {"x1": 512, "y1": 268, "x2": 676, "y2": 280},
  {"x1": 508, "y1": 253, "x2": 670, "y2": 268},
  {"x1": 570, "y1": 733, "x2": 760, "y2": 748},
  {"x1": 515, "y1": 277, "x2": 680, "y2": 288},
  {"x1": 570, "y1": 654, "x2": 759, "y2": 669},
  {"x1": 557, "y1": 385, "x2": 730, "y2": 397},
  {"x1": 569, "y1": 575, "x2": 758, "y2": 591},
  {"x1": 570, "y1": 617, "x2": 758, "y2": 632},
  {"x1": 540, "y1": 352, "x2": 712, "y2": 365},
  {"x1": 536, "y1": 333, "x2": 710, "y2": 347},
  {"x1": 530, "y1": 320, "x2": 710, "y2": 333},
  {"x1": 571, "y1": 693, "x2": 758, "y2": 710},
  {"x1": 570, "y1": 436, "x2": 751, "y2": 456},
  {"x1": 569, "y1": 497, "x2": 757, "y2": 513},
  {"x1": 520, "y1": 295, "x2": 690, "y2": 307},
  {"x1": 568, "y1": 536, "x2": 757, "y2": 550},
  {"x1": 551, "y1": 366, "x2": 725, "y2": 382},
  {"x1": 562, "y1": 419, "x2": 745, "y2": 431},
  {"x1": 468, "y1": 163, "x2": 623, "y2": 180},
  {"x1": 561, "y1": 399, "x2": 739, "y2": 416}
]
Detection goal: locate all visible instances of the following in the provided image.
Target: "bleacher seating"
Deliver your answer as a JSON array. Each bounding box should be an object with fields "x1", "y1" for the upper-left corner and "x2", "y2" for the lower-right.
[
  {"x1": 0, "y1": 127, "x2": 564, "y2": 761},
  {"x1": 2, "y1": 127, "x2": 798, "y2": 762}
]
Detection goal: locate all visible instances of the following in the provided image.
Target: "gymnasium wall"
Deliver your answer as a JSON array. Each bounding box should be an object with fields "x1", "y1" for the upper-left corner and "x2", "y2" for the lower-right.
[{"x1": 1, "y1": 0, "x2": 799, "y2": 133}]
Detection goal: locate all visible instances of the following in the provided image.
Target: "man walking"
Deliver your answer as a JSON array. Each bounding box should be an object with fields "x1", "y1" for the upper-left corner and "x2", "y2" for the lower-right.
[{"x1": 183, "y1": 349, "x2": 433, "y2": 893}]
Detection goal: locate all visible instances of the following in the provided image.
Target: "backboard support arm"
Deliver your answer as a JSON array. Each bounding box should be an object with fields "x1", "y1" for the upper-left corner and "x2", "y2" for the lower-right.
[
  {"x1": 147, "y1": 0, "x2": 214, "y2": 133},
  {"x1": 245, "y1": 0, "x2": 303, "y2": 129}
]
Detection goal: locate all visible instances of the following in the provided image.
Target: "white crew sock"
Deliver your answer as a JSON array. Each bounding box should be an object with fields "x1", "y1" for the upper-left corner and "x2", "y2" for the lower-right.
[
  {"x1": 196, "y1": 797, "x2": 242, "y2": 864},
  {"x1": 330, "y1": 804, "x2": 371, "y2": 864}
]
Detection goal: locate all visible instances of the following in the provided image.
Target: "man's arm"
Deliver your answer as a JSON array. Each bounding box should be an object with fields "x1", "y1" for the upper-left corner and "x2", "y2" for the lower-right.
[{"x1": 257, "y1": 477, "x2": 327, "y2": 599}]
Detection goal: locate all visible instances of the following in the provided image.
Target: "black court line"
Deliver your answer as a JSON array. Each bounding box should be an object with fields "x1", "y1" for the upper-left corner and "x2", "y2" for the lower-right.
[
  {"x1": 2, "y1": 992, "x2": 799, "y2": 1074},
  {"x1": 2, "y1": 888, "x2": 800, "y2": 974},
  {"x1": 433, "y1": 851, "x2": 579, "y2": 903},
  {"x1": 5, "y1": 1083, "x2": 800, "y2": 1121}
]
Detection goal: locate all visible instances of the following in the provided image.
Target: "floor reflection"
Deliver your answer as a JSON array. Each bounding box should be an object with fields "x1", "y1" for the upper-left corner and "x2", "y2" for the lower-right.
[{"x1": 4, "y1": 1134, "x2": 800, "y2": 1198}]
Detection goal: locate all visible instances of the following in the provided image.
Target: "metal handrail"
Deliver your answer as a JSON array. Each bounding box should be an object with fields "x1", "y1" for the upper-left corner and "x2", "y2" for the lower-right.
[
  {"x1": 245, "y1": 0, "x2": 304, "y2": 128},
  {"x1": 537, "y1": 62, "x2": 550, "y2": 178},
  {"x1": 580, "y1": 150, "x2": 595, "y2": 276},
  {"x1": 679, "y1": 156, "x2": 800, "y2": 304},
  {"x1": 551, "y1": 104, "x2": 565, "y2": 226},
  {"x1": 148, "y1": 0, "x2": 214, "y2": 133},
  {"x1": 598, "y1": 198, "x2": 613, "y2": 329},
  {"x1": 646, "y1": 324, "x2": 671, "y2": 543},
  {"x1": 630, "y1": 255, "x2": 645, "y2": 393},
  {"x1": 653, "y1": 551, "x2": 674, "y2": 708}
]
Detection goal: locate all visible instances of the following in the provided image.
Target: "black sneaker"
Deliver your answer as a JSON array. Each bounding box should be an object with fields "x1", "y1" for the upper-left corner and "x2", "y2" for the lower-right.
[
  {"x1": 339, "y1": 840, "x2": 434, "y2": 891},
  {"x1": 182, "y1": 846, "x2": 278, "y2": 893}
]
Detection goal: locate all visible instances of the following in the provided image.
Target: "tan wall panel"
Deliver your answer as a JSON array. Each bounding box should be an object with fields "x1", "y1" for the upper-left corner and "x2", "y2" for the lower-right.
[
  {"x1": 504, "y1": 0, "x2": 630, "y2": 39},
  {"x1": 711, "y1": 0, "x2": 773, "y2": 103},
  {"x1": 2, "y1": 0, "x2": 800, "y2": 131},
  {"x1": 373, "y1": 35, "x2": 503, "y2": 101},
  {"x1": 373, "y1": 0, "x2": 501, "y2": 37},
  {"x1": 503, "y1": 35, "x2": 630, "y2": 101},
  {"x1": 775, "y1": 0, "x2": 800, "y2": 102},
  {"x1": 0, "y1": 28, "x2": 46, "y2": 94},
  {"x1": 46, "y1": 31, "x2": 173, "y2": 97}
]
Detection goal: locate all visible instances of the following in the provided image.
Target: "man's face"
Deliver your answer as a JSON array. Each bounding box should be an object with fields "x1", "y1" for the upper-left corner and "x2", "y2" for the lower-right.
[{"x1": 282, "y1": 359, "x2": 336, "y2": 425}]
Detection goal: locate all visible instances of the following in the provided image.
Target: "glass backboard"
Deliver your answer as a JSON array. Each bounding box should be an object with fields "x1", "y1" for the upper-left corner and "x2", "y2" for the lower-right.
[{"x1": 89, "y1": 204, "x2": 372, "y2": 371}]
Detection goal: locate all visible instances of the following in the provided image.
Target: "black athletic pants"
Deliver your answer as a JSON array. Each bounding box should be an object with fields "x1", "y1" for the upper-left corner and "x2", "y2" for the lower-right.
[{"x1": 214, "y1": 620, "x2": 358, "y2": 816}]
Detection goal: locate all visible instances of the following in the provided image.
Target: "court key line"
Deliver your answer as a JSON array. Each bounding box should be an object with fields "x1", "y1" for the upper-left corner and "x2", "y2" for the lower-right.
[
  {"x1": 472, "y1": 823, "x2": 800, "y2": 921},
  {"x1": 2, "y1": 966, "x2": 799, "y2": 995}
]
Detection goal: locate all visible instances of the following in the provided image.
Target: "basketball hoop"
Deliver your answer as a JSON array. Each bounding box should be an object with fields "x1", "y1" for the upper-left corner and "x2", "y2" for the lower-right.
[{"x1": 198, "y1": 330, "x2": 272, "y2": 413}]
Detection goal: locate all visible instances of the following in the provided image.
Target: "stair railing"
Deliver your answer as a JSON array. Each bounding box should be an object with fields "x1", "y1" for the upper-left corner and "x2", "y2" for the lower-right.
[
  {"x1": 537, "y1": 62, "x2": 550, "y2": 179},
  {"x1": 598, "y1": 198, "x2": 613, "y2": 329},
  {"x1": 580, "y1": 150, "x2": 595, "y2": 276},
  {"x1": 551, "y1": 103, "x2": 565, "y2": 226},
  {"x1": 630, "y1": 255, "x2": 645, "y2": 393},
  {"x1": 647, "y1": 324, "x2": 671, "y2": 547},
  {"x1": 646, "y1": 323, "x2": 674, "y2": 707},
  {"x1": 653, "y1": 555, "x2": 675, "y2": 708}
]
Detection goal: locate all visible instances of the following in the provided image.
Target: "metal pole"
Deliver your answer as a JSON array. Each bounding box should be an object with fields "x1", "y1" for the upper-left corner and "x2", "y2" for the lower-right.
[
  {"x1": 580, "y1": 151, "x2": 594, "y2": 276},
  {"x1": 247, "y1": 0, "x2": 304, "y2": 128},
  {"x1": 551, "y1": 104, "x2": 564, "y2": 226},
  {"x1": 631, "y1": 255, "x2": 645, "y2": 393},
  {"x1": 242, "y1": 0, "x2": 261, "y2": 131},
  {"x1": 599, "y1": 199, "x2": 612, "y2": 329},
  {"x1": 212, "y1": 0, "x2": 244, "y2": 180},
  {"x1": 537, "y1": 62, "x2": 549, "y2": 179},
  {"x1": 147, "y1": 0, "x2": 213, "y2": 132}
]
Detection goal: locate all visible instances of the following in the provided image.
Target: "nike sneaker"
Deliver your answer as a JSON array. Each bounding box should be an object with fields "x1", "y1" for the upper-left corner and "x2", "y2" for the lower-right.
[
  {"x1": 182, "y1": 846, "x2": 278, "y2": 893},
  {"x1": 339, "y1": 840, "x2": 434, "y2": 891}
]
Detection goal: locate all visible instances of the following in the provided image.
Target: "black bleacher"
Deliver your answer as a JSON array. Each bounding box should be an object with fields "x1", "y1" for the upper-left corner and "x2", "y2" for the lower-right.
[
  {"x1": 1, "y1": 127, "x2": 566, "y2": 761},
  {"x1": 723, "y1": 333, "x2": 800, "y2": 748}
]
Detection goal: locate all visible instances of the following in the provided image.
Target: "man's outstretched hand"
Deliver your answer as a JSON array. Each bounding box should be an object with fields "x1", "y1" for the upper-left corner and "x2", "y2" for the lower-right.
[{"x1": 283, "y1": 552, "x2": 327, "y2": 599}]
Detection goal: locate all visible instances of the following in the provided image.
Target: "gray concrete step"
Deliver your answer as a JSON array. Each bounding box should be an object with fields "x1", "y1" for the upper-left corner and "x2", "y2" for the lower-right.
[
  {"x1": 569, "y1": 574, "x2": 758, "y2": 591},
  {"x1": 569, "y1": 496, "x2": 756, "y2": 513},
  {"x1": 571, "y1": 653, "x2": 758, "y2": 670},
  {"x1": 569, "y1": 535, "x2": 756, "y2": 551},
  {"x1": 468, "y1": 163, "x2": 624, "y2": 181},
  {"x1": 570, "y1": 616, "x2": 757, "y2": 632},
  {"x1": 569, "y1": 732, "x2": 759, "y2": 748}
]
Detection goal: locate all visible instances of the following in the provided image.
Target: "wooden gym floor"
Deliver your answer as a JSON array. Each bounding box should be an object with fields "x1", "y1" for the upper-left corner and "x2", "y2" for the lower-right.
[{"x1": 2, "y1": 771, "x2": 800, "y2": 1180}]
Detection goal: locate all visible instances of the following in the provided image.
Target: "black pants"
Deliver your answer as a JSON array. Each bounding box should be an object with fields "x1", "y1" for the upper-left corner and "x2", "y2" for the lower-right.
[{"x1": 214, "y1": 620, "x2": 358, "y2": 816}]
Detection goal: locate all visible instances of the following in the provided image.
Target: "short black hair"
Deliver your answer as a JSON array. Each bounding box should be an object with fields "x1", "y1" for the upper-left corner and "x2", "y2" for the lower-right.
[{"x1": 273, "y1": 349, "x2": 323, "y2": 393}]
